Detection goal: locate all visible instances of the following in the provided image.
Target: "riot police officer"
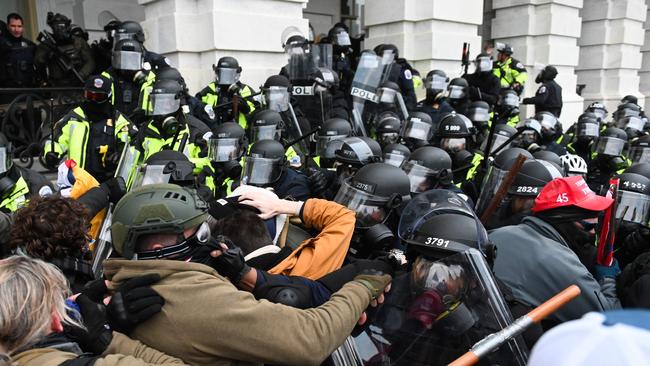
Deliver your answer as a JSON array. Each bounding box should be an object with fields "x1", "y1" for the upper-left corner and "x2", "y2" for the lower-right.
[
  {"x1": 0, "y1": 13, "x2": 36, "y2": 93},
  {"x1": 445, "y1": 77, "x2": 471, "y2": 116},
  {"x1": 401, "y1": 112, "x2": 434, "y2": 151},
  {"x1": 466, "y1": 101, "x2": 491, "y2": 146},
  {"x1": 196, "y1": 56, "x2": 256, "y2": 128},
  {"x1": 463, "y1": 53, "x2": 501, "y2": 108},
  {"x1": 113, "y1": 20, "x2": 171, "y2": 71},
  {"x1": 382, "y1": 143, "x2": 411, "y2": 168},
  {"x1": 416, "y1": 69, "x2": 454, "y2": 126},
  {"x1": 374, "y1": 111, "x2": 402, "y2": 148},
  {"x1": 375, "y1": 44, "x2": 417, "y2": 111},
  {"x1": 206, "y1": 121, "x2": 248, "y2": 196},
  {"x1": 629, "y1": 134, "x2": 650, "y2": 164},
  {"x1": 100, "y1": 39, "x2": 148, "y2": 117},
  {"x1": 43, "y1": 75, "x2": 133, "y2": 182},
  {"x1": 586, "y1": 127, "x2": 631, "y2": 193},
  {"x1": 34, "y1": 12, "x2": 94, "y2": 86},
  {"x1": 315, "y1": 117, "x2": 351, "y2": 168},
  {"x1": 493, "y1": 89, "x2": 521, "y2": 127},
  {"x1": 523, "y1": 65, "x2": 563, "y2": 117},
  {"x1": 327, "y1": 24, "x2": 355, "y2": 93},
  {"x1": 241, "y1": 139, "x2": 311, "y2": 201},
  {"x1": 492, "y1": 43, "x2": 527, "y2": 95},
  {"x1": 401, "y1": 146, "x2": 453, "y2": 195},
  {"x1": 90, "y1": 19, "x2": 121, "y2": 74}
]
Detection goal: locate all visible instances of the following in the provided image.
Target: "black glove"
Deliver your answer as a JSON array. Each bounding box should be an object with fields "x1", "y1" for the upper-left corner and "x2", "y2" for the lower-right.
[
  {"x1": 194, "y1": 136, "x2": 208, "y2": 156},
  {"x1": 308, "y1": 168, "x2": 329, "y2": 198},
  {"x1": 106, "y1": 274, "x2": 164, "y2": 335},
  {"x1": 194, "y1": 236, "x2": 251, "y2": 284},
  {"x1": 66, "y1": 294, "x2": 112, "y2": 355},
  {"x1": 44, "y1": 151, "x2": 60, "y2": 169},
  {"x1": 100, "y1": 176, "x2": 126, "y2": 205},
  {"x1": 106, "y1": 151, "x2": 121, "y2": 169}
]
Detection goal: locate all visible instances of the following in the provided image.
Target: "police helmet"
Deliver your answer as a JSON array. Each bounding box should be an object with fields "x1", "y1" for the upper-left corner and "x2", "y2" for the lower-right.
[
  {"x1": 532, "y1": 150, "x2": 563, "y2": 168},
  {"x1": 576, "y1": 112, "x2": 600, "y2": 141},
  {"x1": 629, "y1": 134, "x2": 650, "y2": 164},
  {"x1": 382, "y1": 143, "x2": 411, "y2": 168},
  {"x1": 136, "y1": 150, "x2": 195, "y2": 187},
  {"x1": 467, "y1": 101, "x2": 491, "y2": 129},
  {"x1": 438, "y1": 112, "x2": 474, "y2": 153},
  {"x1": 595, "y1": 127, "x2": 627, "y2": 157},
  {"x1": 147, "y1": 79, "x2": 183, "y2": 116},
  {"x1": 241, "y1": 139, "x2": 286, "y2": 187},
  {"x1": 317, "y1": 118, "x2": 351, "y2": 162},
  {"x1": 508, "y1": 160, "x2": 564, "y2": 197},
  {"x1": 402, "y1": 112, "x2": 434, "y2": 143},
  {"x1": 114, "y1": 20, "x2": 145, "y2": 43},
  {"x1": 328, "y1": 25, "x2": 351, "y2": 47},
  {"x1": 586, "y1": 102, "x2": 608, "y2": 123},
  {"x1": 481, "y1": 123, "x2": 517, "y2": 154},
  {"x1": 446, "y1": 78, "x2": 468, "y2": 101},
  {"x1": 625, "y1": 163, "x2": 650, "y2": 180},
  {"x1": 249, "y1": 109, "x2": 283, "y2": 143},
  {"x1": 212, "y1": 56, "x2": 241, "y2": 86},
  {"x1": 402, "y1": 146, "x2": 452, "y2": 193},
  {"x1": 335, "y1": 136, "x2": 382, "y2": 167},
  {"x1": 209, "y1": 122, "x2": 246, "y2": 164},
  {"x1": 616, "y1": 172, "x2": 650, "y2": 225},
  {"x1": 112, "y1": 39, "x2": 144, "y2": 71}
]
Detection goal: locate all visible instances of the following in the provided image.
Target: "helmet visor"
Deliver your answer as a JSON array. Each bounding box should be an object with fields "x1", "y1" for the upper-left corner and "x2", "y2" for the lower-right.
[
  {"x1": 595, "y1": 136, "x2": 625, "y2": 156},
  {"x1": 592, "y1": 108, "x2": 607, "y2": 122},
  {"x1": 447, "y1": 85, "x2": 465, "y2": 100},
  {"x1": 334, "y1": 179, "x2": 389, "y2": 228},
  {"x1": 0, "y1": 147, "x2": 11, "y2": 174},
  {"x1": 467, "y1": 108, "x2": 490, "y2": 123},
  {"x1": 251, "y1": 124, "x2": 281, "y2": 142},
  {"x1": 336, "y1": 32, "x2": 351, "y2": 46},
  {"x1": 317, "y1": 135, "x2": 345, "y2": 158},
  {"x1": 147, "y1": 93, "x2": 180, "y2": 116},
  {"x1": 112, "y1": 50, "x2": 142, "y2": 71},
  {"x1": 482, "y1": 132, "x2": 511, "y2": 154},
  {"x1": 616, "y1": 190, "x2": 650, "y2": 224},
  {"x1": 241, "y1": 156, "x2": 283, "y2": 185},
  {"x1": 208, "y1": 138, "x2": 240, "y2": 162},
  {"x1": 476, "y1": 57, "x2": 492, "y2": 73},
  {"x1": 114, "y1": 31, "x2": 134, "y2": 42},
  {"x1": 216, "y1": 68, "x2": 239, "y2": 85},
  {"x1": 502, "y1": 93, "x2": 520, "y2": 107},
  {"x1": 576, "y1": 122, "x2": 600, "y2": 139},
  {"x1": 629, "y1": 146, "x2": 650, "y2": 164},
  {"x1": 265, "y1": 87, "x2": 290, "y2": 112},
  {"x1": 621, "y1": 116, "x2": 645, "y2": 132},
  {"x1": 441, "y1": 138, "x2": 466, "y2": 153},
  {"x1": 378, "y1": 87, "x2": 397, "y2": 104},
  {"x1": 403, "y1": 119, "x2": 432, "y2": 141},
  {"x1": 84, "y1": 90, "x2": 110, "y2": 103},
  {"x1": 425, "y1": 75, "x2": 448, "y2": 91},
  {"x1": 338, "y1": 138, "x2": 377, "y2": 165},
  {"x1": 379, "y1": 132, "x2": 400, "y2": 146},
  {"x1": 403, "y1": 161, "x2": 445, "y2": 193},
  {"x1": 132, "y1": 164, "x2": 172, "y2": 189},
  {"x1": 383, "y1": 151, "x2": 408, "y2": 168}
]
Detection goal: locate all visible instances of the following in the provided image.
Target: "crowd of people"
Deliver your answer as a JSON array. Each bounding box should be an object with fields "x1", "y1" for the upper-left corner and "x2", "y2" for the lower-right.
[{"x1": 1, "y1": 10, "x2": 650, "y2": 366}]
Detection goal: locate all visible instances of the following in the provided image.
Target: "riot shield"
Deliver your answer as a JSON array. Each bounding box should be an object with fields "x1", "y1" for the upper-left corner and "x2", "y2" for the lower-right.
[
  {"x1": 311, "y1": 43, "x2": 333, "y2": 70},
  {"x1": 330, "y1": 249, "x2": 528, "y2": 366},
  {"x1": 350, "y1": 52, "x2": 385, "y2": 136}
]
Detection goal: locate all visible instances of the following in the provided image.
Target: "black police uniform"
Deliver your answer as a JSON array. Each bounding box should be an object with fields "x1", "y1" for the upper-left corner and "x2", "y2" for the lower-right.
[
  {"x1": 386, "y1": 60, "x2": 417, "y2": 111},
  {"x1": 0, "y1": 31, "x2": 36, "y2": 89},
  {"x1": 463, "y1": 71, "x2": 501, "y2": 107},
  {"x1": 523, "y1": 79, "x2": 563, "y2": 117}
]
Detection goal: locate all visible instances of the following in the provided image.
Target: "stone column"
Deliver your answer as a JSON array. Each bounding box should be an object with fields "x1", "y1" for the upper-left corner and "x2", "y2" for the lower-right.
[
  {"x1": 364, "y1": 0, "x2": 484, "y2": 98},
  {"x1": 576, "y1": 0, "x2": 647, "y2": 114},
  {"x1": 139, "y1": 0, "x2": 309, "y2": 94},
  {"x1": 491, "y1": 0, "x2": 584, "y2": 128},
  {"x1": 639, "y1": 0, "x2": 650, "y2": 111}
]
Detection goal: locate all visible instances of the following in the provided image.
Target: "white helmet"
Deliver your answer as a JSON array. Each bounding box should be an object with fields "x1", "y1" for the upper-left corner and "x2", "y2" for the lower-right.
[{"x1": 560, "y1": 154, "x2": 588, "y2": 176}]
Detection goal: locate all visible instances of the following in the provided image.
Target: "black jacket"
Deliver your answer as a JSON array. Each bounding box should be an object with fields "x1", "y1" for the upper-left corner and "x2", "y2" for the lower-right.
[
  {"x1": 463, "y1": 71, "x2": 501, "y2": 107},
  {"x1": 523, "y1": 79, "x2": 563, "y2": 117}
]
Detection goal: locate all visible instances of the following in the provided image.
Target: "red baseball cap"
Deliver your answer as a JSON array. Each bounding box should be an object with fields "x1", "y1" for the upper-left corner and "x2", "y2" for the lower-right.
[{"x1": 531, "y1": 176, "x2": 613, "y2": 213}]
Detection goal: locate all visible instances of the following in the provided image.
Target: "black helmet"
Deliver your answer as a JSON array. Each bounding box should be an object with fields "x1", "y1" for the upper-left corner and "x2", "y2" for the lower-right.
[
  {"x1": 475, "y1": 53, "x2": 493, "y2": 73},
  {"x1": 625, "y1": 163, "x2": 650, "y2": 180},
  {"x1": 382, "y1": 143, "x2": 411, "y2": 168},
  {"x1": 536, "y1": 65, "x2": 558, "y2": 83},
  {"x1": 576, "y1": 112, "x2": 600, "y2": 141},
  {"x1": 209, "y1": 122, "x2": 246, "y2": 163},
  {"x1": 114, "y1": 20, "x2": 145, "y2": 43},
  {"x1": 467, "y1": 101, "x2": 491, "y2": 129},
  {"x1": 317, "y1": 118, "x2": 351, "y2": 167},
  {"x1": 47, "y1": 12, "x2": 72, "y2": 42},
  {"x1": 147, "y1": 79, "x2": 183, "y2": 116},
  {"x1": 249, "y1": 109, "x2": 283, "y2": 143},
  {"x1": 532, "y1": 150, "x2": 563, "y2": 168},
  {"x1": 446, "y1": 78, "x2": 468, "y2": 101},
  {"x1": 334, "y1": 163, "x2": 410, "y2": 228},
  {"x1": 212, "y1": 56, "x2": 241, "y2": 86},
  {"x1": 377, "y1": 81, "x2": 401, "y2": 105},
  {"x1": 378, "y1": 43, "x2": 399, "y2": 61},
  {"x1": 534, "y1": 111, "x2": 559, "y2": 141},
  {"x1": 402, "y1": 112, "x2": 434, "y2": 143},
  {"x1": 402, "y1": 146, "x2": 452, "y2": 193},
  {"x1": 376, "y1": 112, "x2": 402, "y2": 147},
  {"x1": 242, "y1": 139, "x2": 286, "y2": 186},
  {"x1": 616, "y1": 116, "x2": 645, "y2": 139},
  {"x1": 311, "y1": 67, "x2": 340, "y2": 91},
  {"x1": 616, "y1": 172, "x2": 650, "y2": 225},
  {"x1": 496, "y1": 89, "x2": 520, "y2": 118},
  {"x1": 103, "y1": 20, "x2": 121, "y2": 41},
  {"x1": 262, "y1": 75, "x2": 291, "y2": 112},
  {"x1": 155, "y1": 67, "x2": 186, "y2": 89},
  {"x1": 335, "y1": 136, "x2": 382, "y2": 167},
  {"x1": 586, "y1": 102, "x2": 608, "y2": 123},
  {"x1": 494, "y1": 147, "x2": 534, "y2": 169},
  {"x1": 425, "y1": 70, "x2": 449, "y2": 97},
  {"x1": 481, "y1": 123, "x2": 517, "y2": 154},
  {"x1": 508, "y1": 160, "x2": 564, "y2": 196},
  {"x1": 112, "y1": 39, "x2": 144, "y2": 71},
  {"x1": 595, "y1": 127, "x2": 627, "y2": 157},
  {"x1": 513, "y1": 118, "x2": 542, "y2": 149},
  {"x1": 136, "y1": 150, "x2": 195, "y2": 187},
  {"x1": 438, "y1": 112, "x2": 474, "y2": 154},
  {"x1": 613, "y1": 102, "x2": 641, "y2": 123},
  {"x1": 621, "y1": 95, "x2": 639, "y2": 105},
  {"x1": 629, "y1": 134, "x2": 650, "y2": 164}
]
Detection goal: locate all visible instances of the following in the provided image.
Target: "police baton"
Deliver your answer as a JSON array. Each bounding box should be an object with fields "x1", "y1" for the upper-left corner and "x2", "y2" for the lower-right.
[
  {"x1": 449, "y1": 285, "x2": 581, "y2": 366},
  {"x1": 283, "y1": 126, "x2": 321, "y2": 150},
  {"x1": 213, "y1": 91, "x2": 261, "y2": 111},
  {"x1": 479, "y1": 154, "x2": 526, "y2": 224}
]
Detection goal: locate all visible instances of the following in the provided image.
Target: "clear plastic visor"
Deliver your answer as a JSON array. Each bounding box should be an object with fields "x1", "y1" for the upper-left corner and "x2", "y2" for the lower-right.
[
  {"x1": 216, "y1": 68, "x2": 239, "y2": 85},
  {"x1": 208, "y1": 138, "x2": 240, "y2": 162},
  {"x1": 617, "y1": 190, "x2": 650, "y2": 224},
  {"x1": 147, "y1": 93, "x2": 180, "y2": 116},
  {"x1": 334, "y1": 179, "x2": 389, "y2": 228},
  {"x1": 112, "y1": 51, "x2": 142, "y2": 71},
  {"x1": 241, "y1": 156, "x2": 283, "y2": 185},
  {"x1": 630, "y1": 146, "x2": 650, "y2": 164},
  {"x1": 403, "y1": 119, "x2": 433, "y2": 141},
  {"x1": 595, "y1": 136, "x2": 625, "y2": 156}
]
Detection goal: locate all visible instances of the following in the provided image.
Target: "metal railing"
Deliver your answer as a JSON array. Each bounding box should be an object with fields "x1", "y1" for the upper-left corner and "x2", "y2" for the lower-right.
[{"x1": 0, "y1": 87, "x2": 83, "y2": 169}]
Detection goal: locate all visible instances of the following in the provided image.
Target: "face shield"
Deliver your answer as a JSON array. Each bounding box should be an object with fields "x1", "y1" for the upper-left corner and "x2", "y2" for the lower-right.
[
  {"x1": 335, "y1": 31, "x2": 351, "y2": 46},
  {"x1": 475, "y1": 162, "x2": 509, "y2": 215},
  {"x1": 403, "y1": 118, "x2": 433, "y2": 142},
  {"x1": 381, "y1": 50, "x2": 396, "y2": 65},
  {"x1": 317, "y1": 135, "x2": 345, "y2": 158},
  {"x1": 502, "y1": 93, "x2": 520, "y2": 108},
  {"x1": 620, "y1": 116, "x2": 645, "y2": 133},
  {"x1": 476, "y1": 57, "x2": 492, "y2": 73},
  {"x1": 147, "y1": 93, "x2": 181, "y2": 116},
  {"x1": 481, "y1": 132, "x2": 512, "y2": 154},
  {"x1": 52, "y1": 22, "x2": 71, "y2": 41},
  {"x1": 616, "y1": 190, "x2": 650, "y2": 225},
  {"x1": 403, "y1": 161, "x2": 448, "y2": 193},
  {"x1": 630, "y1": 145, "x2": 650, "y2": 164},
  {"x1": 208, "y1": 138, "x2": 241, "y2": 162},
  {"x1": 251, "y1": 124, "x2": 281, "y2": 143},
  {"x1": 334, "y1": 179, "x2": 390, "y2": 228},
  {"x1": 446, "y1": 85, "x2": 466, "y2": 100},
  {"x1": 264, "y1": 86, "x2": 290, "y2": 112},
  {"x1": 114, "y1": 31, "x2": 135, "y2": 42},
  {"x1": 131, "y1": 164, "x2": 172, "y2": 189},
  {"x1": 241, "y1": 156, "x2": 283, "y2": 186},
  {"x1": 591, "y1": 108, "x2": 607, "y2": 122},
  {"x1": 595, "y1": 136, "x2": 626, "y2": 156},
  {"x1": 440, "y1": 138, "x2": 467, "y2": 154},
  {"x1": 576, "y1": 122, "x2": 600, "y2": 140},
  {"x1": 0, "y1": 146, "x2": 12, "y2": 174},
  {"x1": 513, "y1": 130, "x2": 538, "y2": 148},
  {"x1": 383, "y1": 151, "x2": 409, "y2": 168},
  {"x1": 377, "y1": 87, "x2": 397, "y2": 104},
  {"x1": 215, "y1": 68, "x2": 240, "y2": 86},
  {"x1": 378, "y1": 132, "x2": 400, "y2": 147},
  {"x1": 425, "y1": 74, "x2": 448, "y2": 93},
  {"x1": 467, "y1": 108, "x2": 490, "y2": 124},
  {"x1": 112, "y1": 50, "x2": 142, "y2": 71}
]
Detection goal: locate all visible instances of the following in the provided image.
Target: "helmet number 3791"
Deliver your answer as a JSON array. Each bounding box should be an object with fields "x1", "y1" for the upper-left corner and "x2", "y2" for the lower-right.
[{"x1": 425, "y1": 237, "x2": 450, "y2": 247}]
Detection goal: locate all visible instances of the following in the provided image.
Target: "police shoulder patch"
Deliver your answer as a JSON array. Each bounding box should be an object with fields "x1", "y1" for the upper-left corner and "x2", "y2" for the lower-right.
[
  {"x1": 516, "y1": 62, "x2": 524, "y2": 69},
  {"x1": 404, "y1": 69, "x2": 412, "y2": 80},
  {"x1": 538, "y1": 86, "x2": 547, "y2": 94},
  {"x1": 94, "y1": 78, "x2": 103, "y2": 88}
]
